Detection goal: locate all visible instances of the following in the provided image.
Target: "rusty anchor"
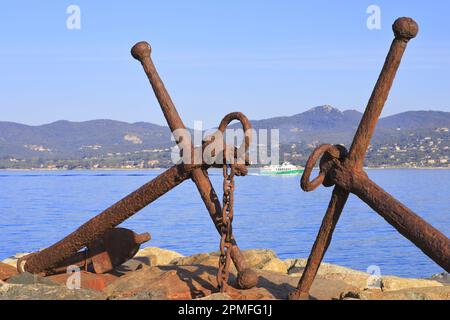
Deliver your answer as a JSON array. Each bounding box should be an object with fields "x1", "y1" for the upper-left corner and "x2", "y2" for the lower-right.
[
  {"x1": 289, "y1": 17, "x2": 450, "y2": 300},
  {"x1": 19, "y1": 42, "x2": 258, "y2": 290},
  {"x1": 131, "y1": 42, "x2": 257, "y2": 290}
]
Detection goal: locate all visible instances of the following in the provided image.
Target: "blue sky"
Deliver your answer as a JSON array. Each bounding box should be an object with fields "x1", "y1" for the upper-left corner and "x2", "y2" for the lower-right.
[{"x1": 1, "y1": 1, "x2": 449, "y2": 128}]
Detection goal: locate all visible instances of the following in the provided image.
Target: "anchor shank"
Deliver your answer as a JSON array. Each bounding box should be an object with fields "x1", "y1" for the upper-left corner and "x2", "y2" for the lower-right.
[
  {"x1": 23, "y1": 164, "x2": 192, "y2": 274},
  {"x1": 290, "y1": 186, "x2": 349, "y2": 299},
  {"x1": 131, "y1": 42, "x2": 257, "y2": 288}
]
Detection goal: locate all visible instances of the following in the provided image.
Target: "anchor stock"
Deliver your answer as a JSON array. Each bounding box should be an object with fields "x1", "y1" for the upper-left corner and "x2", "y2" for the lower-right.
[{"x1": 131, "y1": 42, "x2": 258, "y2": 290}]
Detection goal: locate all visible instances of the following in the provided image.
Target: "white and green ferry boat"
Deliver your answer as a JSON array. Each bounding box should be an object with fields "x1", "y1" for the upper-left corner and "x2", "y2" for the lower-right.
[{"x1": 260, "y1": 162, "x2": 304, "y2": 175}]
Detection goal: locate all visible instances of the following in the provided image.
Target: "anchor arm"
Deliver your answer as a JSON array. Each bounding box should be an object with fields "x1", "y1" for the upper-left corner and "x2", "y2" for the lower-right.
[{"x1": 332, "y1": 164, "x2": 450, "y2": 272}]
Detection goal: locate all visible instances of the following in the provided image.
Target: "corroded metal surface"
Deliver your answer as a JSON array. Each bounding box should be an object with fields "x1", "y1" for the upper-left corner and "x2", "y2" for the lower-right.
[
  {"x1": 131, "y1": 42, "x2": 258, "y2": 290},
  {"x1": 217, "y1": 163, "x2": 235, "y2": 292},
  {"x1": 216, "y1": 113, "x2": 253, "y2": 292},
  {"x1": 24, "y1": 228, "x2": 150, "y2": 275},
  {"x1": 289, "y1": 17, "x2": 450, "y2": 300},
  {"x1": 20, "y1": 165, "x2": 189, "y2": 274},
  {"x1": 20, "y1": 42, "x2": 257, "y2": 290},
  {"x1": 89, "y1": 228, "x2": 150, "y2": 274}
]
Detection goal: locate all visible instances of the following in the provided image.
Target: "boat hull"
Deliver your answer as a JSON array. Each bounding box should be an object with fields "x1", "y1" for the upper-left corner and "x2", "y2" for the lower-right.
[{"x1": 259, "y1": 169, "x2": 304, "y2": 175}]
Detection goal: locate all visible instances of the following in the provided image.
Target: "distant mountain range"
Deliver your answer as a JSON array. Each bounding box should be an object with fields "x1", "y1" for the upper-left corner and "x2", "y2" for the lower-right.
[
  {"x1": 1, "y1": 105, "x2": 449, "y2": 168},
  {"x1": 0, "y1": 120, "x2": 172, "y2": 160},
  {"x1": 234, "y1": 105, "x2": 450, "y2": 145}
]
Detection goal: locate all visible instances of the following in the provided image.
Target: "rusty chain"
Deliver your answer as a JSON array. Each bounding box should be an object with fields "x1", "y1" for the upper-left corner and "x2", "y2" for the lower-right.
[
  {"x1": 217, "y1": 162, "x2": 235, "y2": 292},
  {"x1": 215, "y1": 112, "x2": 255, "y2": 291}
]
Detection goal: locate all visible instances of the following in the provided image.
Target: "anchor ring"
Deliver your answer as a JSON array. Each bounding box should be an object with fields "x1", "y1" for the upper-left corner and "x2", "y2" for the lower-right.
[
  {"x1": 301, "y1": 144, "x2": 343, "y2": 192},
  {"x1": 218, "y1": 112, "x2": 252, "y2": 161},
  {"x1": 202, "y1": 112, "x2": 252, "y2": 167}
]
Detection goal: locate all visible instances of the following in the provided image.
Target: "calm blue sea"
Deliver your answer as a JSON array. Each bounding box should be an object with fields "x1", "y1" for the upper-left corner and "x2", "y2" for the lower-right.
[{"x1": 0, "y1": 169, "x2": 448, "y2": 278}]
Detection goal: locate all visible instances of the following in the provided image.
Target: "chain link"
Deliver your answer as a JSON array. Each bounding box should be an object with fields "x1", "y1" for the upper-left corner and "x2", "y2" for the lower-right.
[{"x1": 217, "y1": 160, "x2": 235, "y2": 292}]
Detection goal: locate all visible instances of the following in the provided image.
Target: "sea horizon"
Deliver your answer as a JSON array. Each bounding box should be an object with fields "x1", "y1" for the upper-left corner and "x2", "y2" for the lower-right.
[{"x1": 1, "y1": 168, "x2": 448, "y2": 279}]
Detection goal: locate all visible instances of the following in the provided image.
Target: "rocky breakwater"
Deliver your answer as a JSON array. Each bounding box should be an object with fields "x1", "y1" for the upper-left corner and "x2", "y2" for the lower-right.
[{"x1": 1, "y1": 248, "x2": 448, "y2": 300}]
